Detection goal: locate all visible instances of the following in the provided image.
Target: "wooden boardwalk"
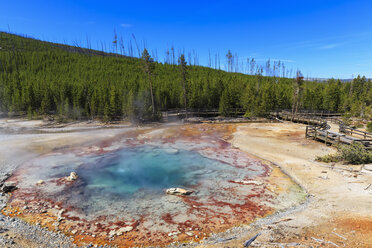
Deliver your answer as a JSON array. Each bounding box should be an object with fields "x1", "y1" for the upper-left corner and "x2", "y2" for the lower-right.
[
  {"x1": 272, "y1": 110, "x2": 372, "y2": 150},
  {"x1": 271, "y1": 111, "x2": 326, "y2": 126},
  {"x1": 162, "y1": 109, "x2": 372, "y2": 150},
  {"x1": 339, "y1": 124, "x2": 372, "y2": 140},
  {"x1": 306, "y1": 125, "x2": 372, "y2": 150},
  {"x1": 162, "y1": 108, "x2": 245, "y2": 121}
]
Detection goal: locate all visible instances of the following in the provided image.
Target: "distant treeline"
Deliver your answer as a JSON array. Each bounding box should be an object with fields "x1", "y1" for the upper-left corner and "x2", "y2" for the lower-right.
[{"x1": 0, "y1": 32, "x2": 371, "y2": 121}]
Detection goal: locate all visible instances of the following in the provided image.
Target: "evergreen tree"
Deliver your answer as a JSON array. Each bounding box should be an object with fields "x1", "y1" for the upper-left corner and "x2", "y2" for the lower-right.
[
  {"x1": 178, "y1": 54, "x2": 188, "y2": 118},
  {"x1": 292, "y1": 70, "x2": 304, "y2": 117},
  {"x1": 141, "y1": 48, "x2": 156, "y2": 118}
]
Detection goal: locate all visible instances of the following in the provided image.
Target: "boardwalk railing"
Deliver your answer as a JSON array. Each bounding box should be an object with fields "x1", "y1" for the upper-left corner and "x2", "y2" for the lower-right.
[
  {"x1": 306, "y1": 126, "x2": 372, "y2": 150},
  {"x1": 162, "y1": 108, "x2": 245, "y2": 120},
  {"x1": 271, "y1": 111, "x2": 325, "y2": 126},
  {"x1": 272, "y1": 110, "x2": 372, "y2": 150},
  {"x1": 339, "y1": 124, "x2": 372, "y2": 140},
  {"x1": 327, "y1": 117, "x2": 343, "y2": 124},
  {"x1": 279, "y1": 109, "x2": 342, "y2": 117}
]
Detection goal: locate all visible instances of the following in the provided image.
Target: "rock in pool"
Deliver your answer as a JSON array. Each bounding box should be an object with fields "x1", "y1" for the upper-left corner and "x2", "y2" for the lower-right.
[
  {"x1": 36, "y1": 180, "x2": 44, "y2": 185},
  {"x1": 233, "y1": 180, "x2": 263, "y2": 185},
  {"x1": 116, "y1": 226, "x2": 133, "y2": 235},
  {"x1": 165, "y1": 148, "x2": 179, "y2": 154},
  {"x1": 166, "y1": 187, "x2": 193, "y2": 196},
  {"x1": 1, "y1": 182, "x2": 17, "y2": 193},
  {"x1": 66, "y1": 172, "x2": 78, "y2": 181}
]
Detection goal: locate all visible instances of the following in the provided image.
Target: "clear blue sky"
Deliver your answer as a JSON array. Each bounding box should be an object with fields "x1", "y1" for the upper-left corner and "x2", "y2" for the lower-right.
[{"x1": 1, "y1": 0, "x2": 372, "y2": 78}]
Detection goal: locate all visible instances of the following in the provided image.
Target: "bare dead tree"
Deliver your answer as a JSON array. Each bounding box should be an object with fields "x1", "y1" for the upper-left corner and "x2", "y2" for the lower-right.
[
  {"x1": 131, "y1": 34, "x2": 141, "y2": 57},
  {"x1": 265, "y1": 59, "x2": 271, "y2": 76},
  {"x1": 113, "y1": 29, "x2": 118, "y2": 55},
  {"x1": 208, "y1": 49, "x2": 211, "y2": 68},
  {"x1": 152, "y1": 48, "x2": 158, "y2": 62},
  {"x1": 234, "y1": 53, "x2": 239, "y2": 72},
  {"x1": 246, "y1": 58, "x2": 250, "y2": 75},
  {"x1": 250, "y1": 58, "x2": 256, "y2": 75},
  {"x1": 86, "y1": 35, "x2": 91, "y2": 50},
  {"x1": 104, "y1": 42, "x2": 108, "y2": 54},
  {"x1": 188, "y1": 52, "x2": 192, "y2": 66},
  {"x1": 215, "y1": 53, "x2": 218, "y2": 69},
  {"x1": 171, "y1": 46, "x2": 175, "y2": 65},
  {"x1": 226, "y1": 50, "x2": 233, "y2": 72},
  {"x1": 192, "y1": 50, "x2": 198, "y2": 65},
  {"x1": 119, "y1": 36, "x2": 125, "y2": 55},
  {"x1": 129, "y1": 40, "x2": 133, "y2": 57},
  {"x1": 165, "y1": 47, "x2": 170, "y2": 64},
  {"x1": 143, "y1": 39, "x2": 148, "y2": 51}
]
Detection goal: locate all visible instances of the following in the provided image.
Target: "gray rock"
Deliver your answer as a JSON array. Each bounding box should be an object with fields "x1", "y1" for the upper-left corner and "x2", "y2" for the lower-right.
[
  {"x1": 1, "y1": 182, "x2": 17, "y2": 193},
  {"x1": 66, "y1": 172, "x2": 78, "y2": 181},
  {"x1": 166, "y1": 188, "x2": 193, "y2": 196}
]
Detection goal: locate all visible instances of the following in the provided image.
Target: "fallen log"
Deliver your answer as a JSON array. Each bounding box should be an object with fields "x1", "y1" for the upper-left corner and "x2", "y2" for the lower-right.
[
  {"x1": 244, "y1": 233, "x2": 261, "y2": 247},
  {"x1": 272, "y1": 218, "x2": 293, "y2": 225},
  {"x1": 331, "y1": 231, "x2": 347, "y2": 240},
  {"x1": 365, "y1": 184, "x2": 371, "y2": 190},
  {"x1": 311, "y1": 237, "x2": 340, "y2": 247}
]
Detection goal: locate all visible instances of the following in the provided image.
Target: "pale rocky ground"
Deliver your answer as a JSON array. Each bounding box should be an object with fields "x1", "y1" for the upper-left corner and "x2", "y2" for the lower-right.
[
  {"x1": 0, "y1": 119, "x2": 371, "y2": 247},
  {"x1": 194, "y1": 122, "x2": 372, "y2": 248}
]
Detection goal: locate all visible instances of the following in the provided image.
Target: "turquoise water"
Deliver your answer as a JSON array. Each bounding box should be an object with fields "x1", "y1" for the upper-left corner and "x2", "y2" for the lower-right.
[
  {"x1": 13, "y1": 142, "x2": 268, "y2": 224},
  {"x1": 76, "y1": 146, "x2": 231, "y2": 197}
]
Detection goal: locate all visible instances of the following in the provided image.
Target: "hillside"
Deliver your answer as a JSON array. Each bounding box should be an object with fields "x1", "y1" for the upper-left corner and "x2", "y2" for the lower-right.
[{"x1": 0, "y1": 32, "x2": 371, "y2": 121}]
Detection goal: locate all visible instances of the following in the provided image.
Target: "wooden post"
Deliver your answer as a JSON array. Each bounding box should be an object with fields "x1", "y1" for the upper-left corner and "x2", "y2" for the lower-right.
[
  {"x1": 325, "y1": 131, "x2": 328, "y2": 144},
  {"x1": 337, "y1": 135, "x2": 340, "y2": 145},
  {"x1": 314, "y1": 129, "x2": 317, "y2": 140},
  {"x1": 305, "y1": 126, "x2": 308, "y2": 138}
]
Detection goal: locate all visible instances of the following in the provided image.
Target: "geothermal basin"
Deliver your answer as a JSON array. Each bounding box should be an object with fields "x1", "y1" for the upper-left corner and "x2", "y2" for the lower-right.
[{"x1": 1, "y1": 123, "x2": 305, "y2": 247}]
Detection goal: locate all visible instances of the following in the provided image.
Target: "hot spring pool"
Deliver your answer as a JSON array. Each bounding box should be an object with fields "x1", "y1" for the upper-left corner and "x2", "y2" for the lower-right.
[
  {"x1": 28, "y1": 143, "x2": 267, "y2": 219},
  {"x1": 79, "y1": 146, "x2": 236, "y2": 197},
  {"x1": 4, "y1": 125, "x2": 304, "y2": 247}
]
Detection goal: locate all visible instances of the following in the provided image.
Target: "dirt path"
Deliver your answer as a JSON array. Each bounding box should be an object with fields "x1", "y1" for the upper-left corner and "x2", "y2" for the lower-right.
[{"x1": 195, "y1": 122, "x2": 372, "y2": 247}]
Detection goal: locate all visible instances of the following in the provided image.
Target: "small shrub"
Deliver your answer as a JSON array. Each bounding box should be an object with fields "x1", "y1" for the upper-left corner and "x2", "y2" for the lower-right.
[
  {"x1": 244, "y1": 111, "x2": 252, "y2": 118},
  {"x1": 355, "y1": 121, "x2": 364, "y2": 129},
  {"x1": 342, "y1": 113, "x2": 352, "y2": 126},
  {"x1": 316, "y1": 143, "x2": 372, "y2": 164},
  {"x1": 338, "y1": 143, "x2": 372, "y2": 164},
  {"x1": 316, "y1": 154, "x2": 339, "y2": 163},
  {"x1": 367, "y1": 122, "x2": 372, "y2": 133}
]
